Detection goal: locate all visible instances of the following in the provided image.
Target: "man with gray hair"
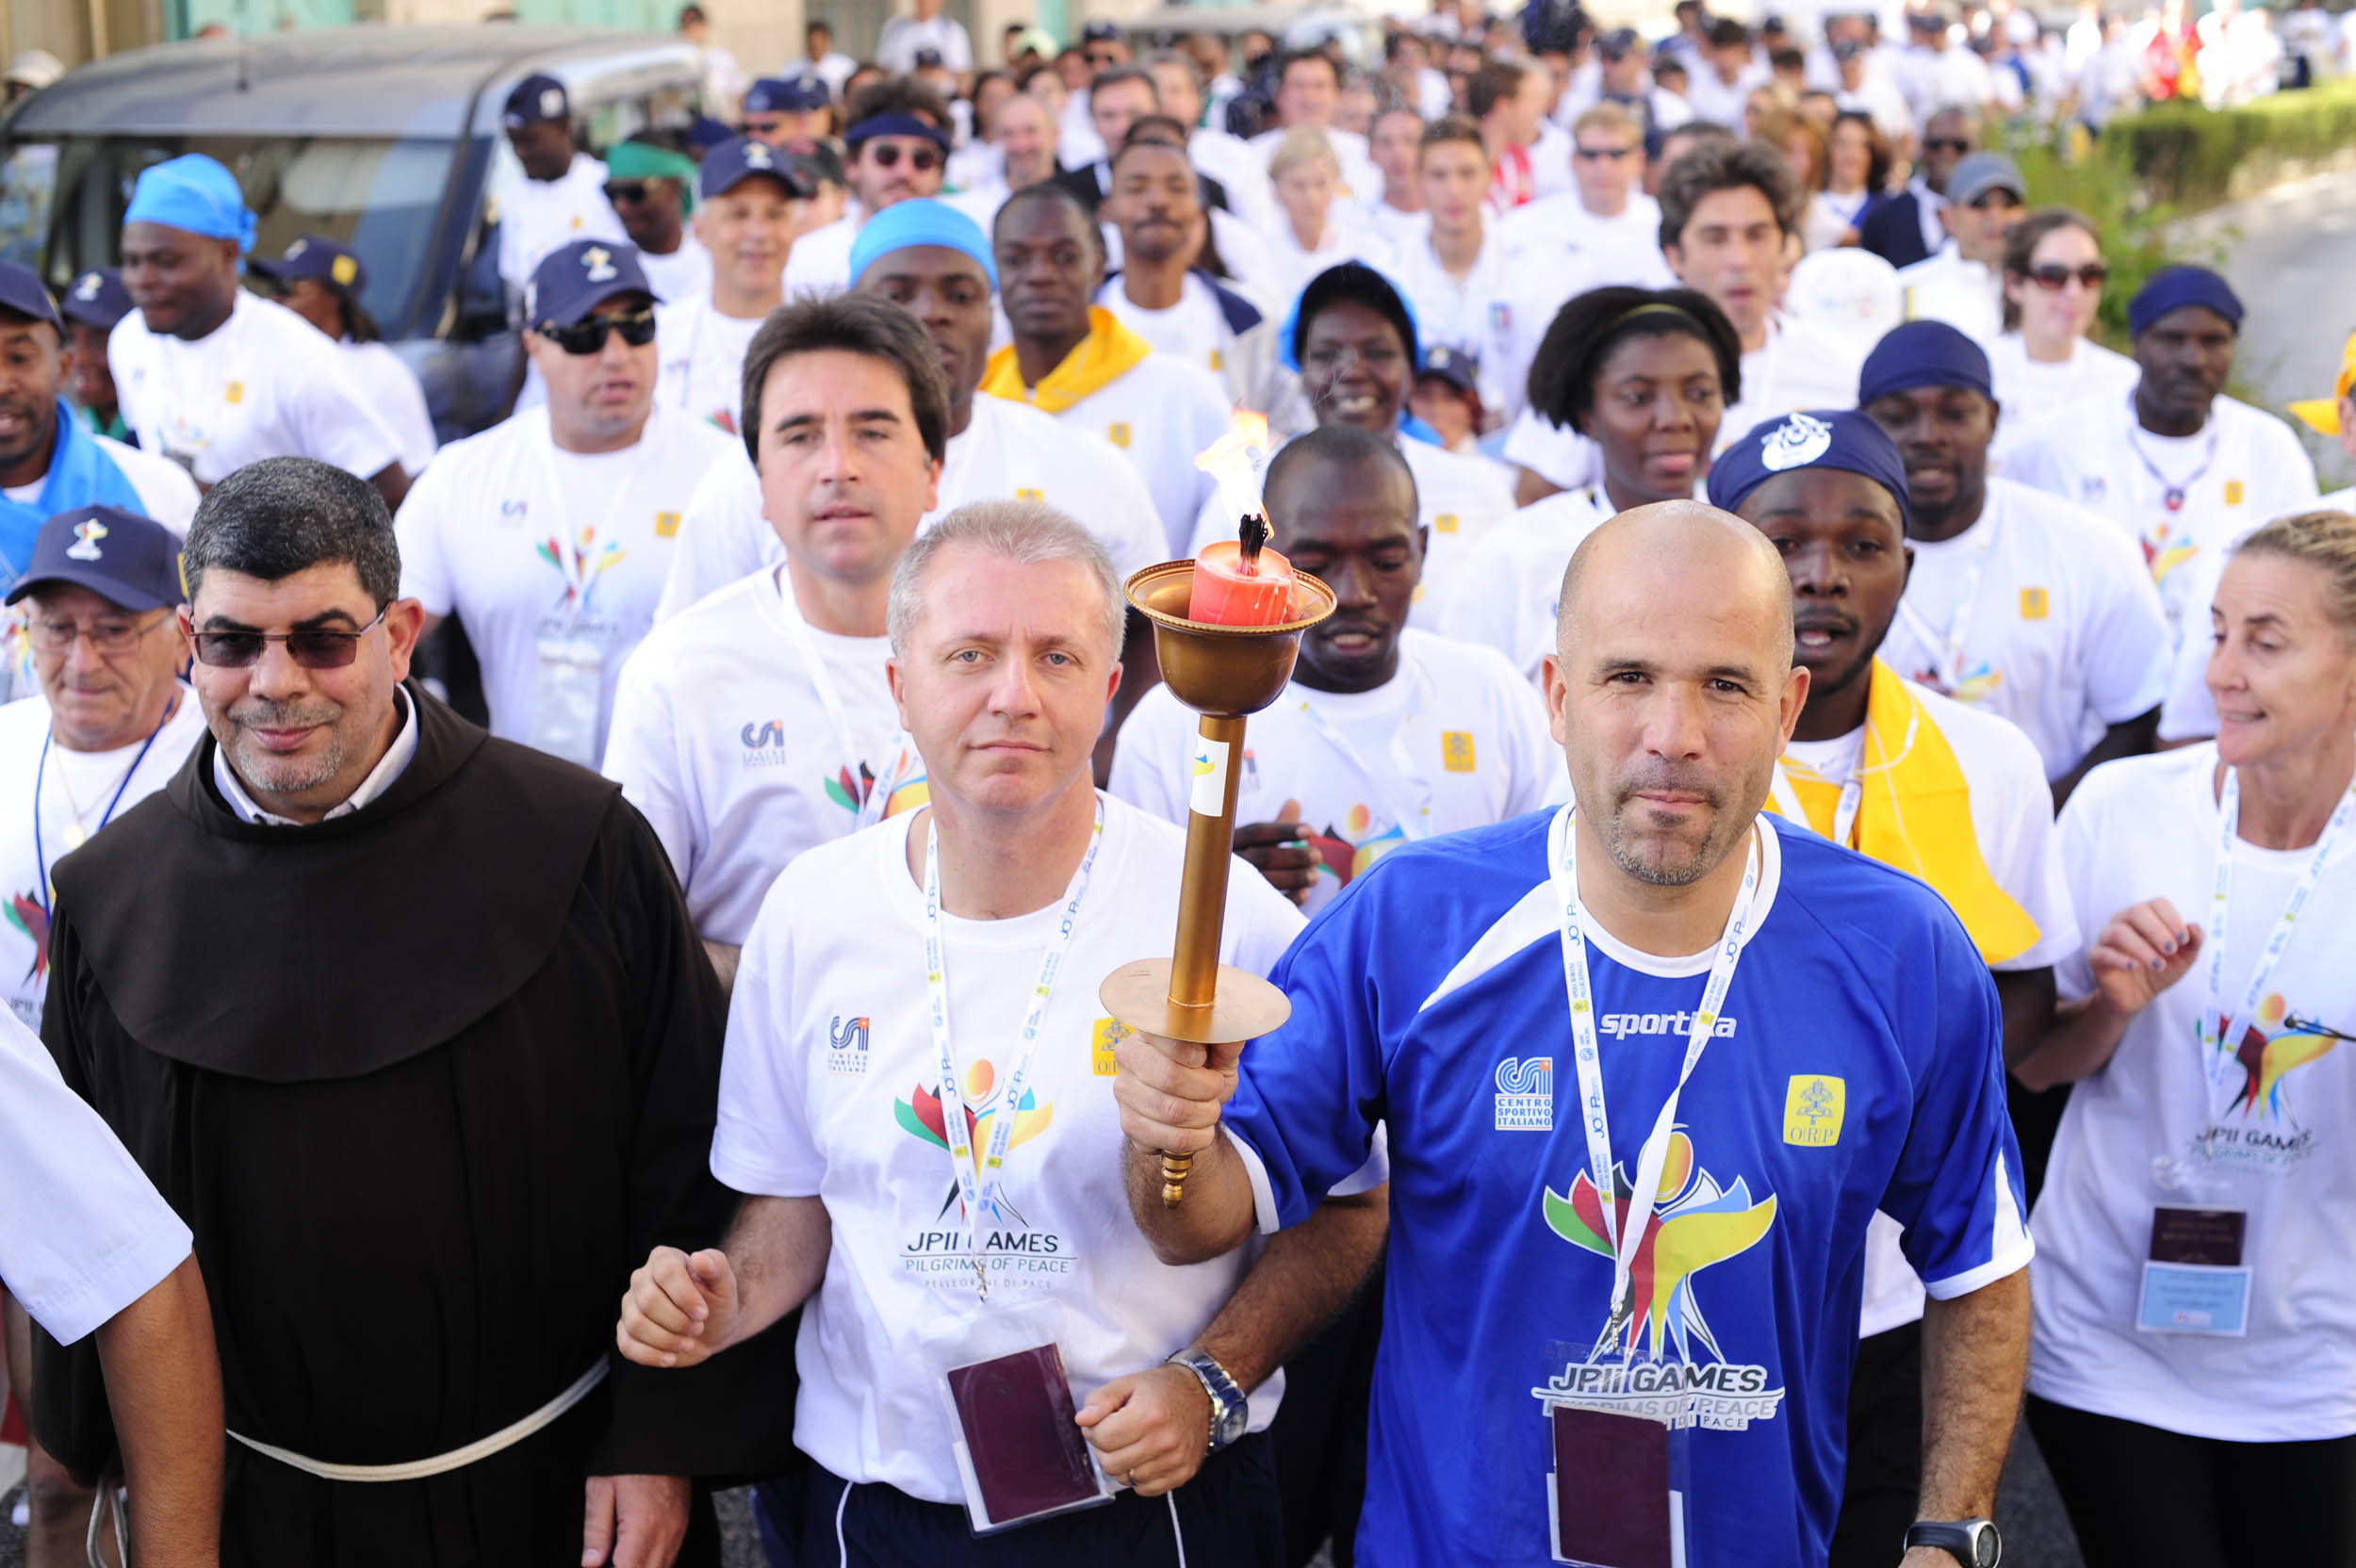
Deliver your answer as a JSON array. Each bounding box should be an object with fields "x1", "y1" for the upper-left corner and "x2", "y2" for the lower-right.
[
  {"x1": 615, "y1": 499, "x2": 1389, "y2": 1565},
  {"x1": 33, "y1": 456, "x2": 788, "y2": 1566}
]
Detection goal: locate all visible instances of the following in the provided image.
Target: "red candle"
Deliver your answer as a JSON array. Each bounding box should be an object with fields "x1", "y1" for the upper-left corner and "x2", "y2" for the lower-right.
[{"x1": 1187, "y1": 515, "x2": 1298, "y2": 626}]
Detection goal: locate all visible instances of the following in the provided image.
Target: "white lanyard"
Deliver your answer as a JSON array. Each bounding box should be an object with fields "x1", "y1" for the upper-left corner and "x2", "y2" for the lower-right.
[
  {"x1": 1769, "y1": 762, "x2": 1861, "y2": 850},
  {"x1": 1291, "y1": 666, "x2": 1436, "y2": 842},
  {"x1": 1550, "y1": 807, "x2": 1760, "y2": 1358},
  {"x1": 534, "y1": 417, "x2": 638, "y2": 635},
  {"x1": 773, "y1": 570, "x2": 903, "y2": 827},
  {"x1": 1893, "y1": 513, "x2": 1996, "y2": 698},
  {"x1": 923, "y1": 794, "x2": 1104, "y2": 1299},
  {"x1": 2198, "y1": 766, "x2": 2356, "y2": 1092}
]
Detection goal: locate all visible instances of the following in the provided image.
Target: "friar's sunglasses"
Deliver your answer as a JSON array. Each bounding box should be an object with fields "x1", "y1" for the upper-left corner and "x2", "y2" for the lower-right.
[
  {"x1": 535, "y1": 309, "x2": 660, "y2": 355},
  {"x1": 189, "y1": 608, "x2": 387, "y2": 670}
]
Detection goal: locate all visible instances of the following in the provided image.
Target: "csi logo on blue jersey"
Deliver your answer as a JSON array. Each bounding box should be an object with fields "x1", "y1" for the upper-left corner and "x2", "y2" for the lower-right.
[{"x1": 1495, "y1": 1055, "x2": 1553, "y2": 1131}]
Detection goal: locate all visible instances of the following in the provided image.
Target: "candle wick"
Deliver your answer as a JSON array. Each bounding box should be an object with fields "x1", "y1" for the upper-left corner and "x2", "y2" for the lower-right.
[{"x1": 1237, "y1": 513, "x2": 1268, "y2": 568}]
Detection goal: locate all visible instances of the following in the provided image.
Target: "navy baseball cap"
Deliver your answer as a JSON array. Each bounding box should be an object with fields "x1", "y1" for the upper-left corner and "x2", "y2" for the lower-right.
[
  {"x1": 912, "y1": 45, "x2": 944, "y2": 68},
  {"x1": 1417, "y1": 345, "x2": 1480, "y2": 397},
  {"x1": 699, "y1": 136, "x2": 812, "y2": 201},
  {"x1": 1598, "y1": 26, "x2": 1640, "y2": 57},
  {"x1": 249, "y1": 235, "x2": 366, "y2": 292},
  {"x1": 524, "y1": 239, "x2": 660, "y2": 329},
  {"x1": 684, "y1": 114, "x2": 736, "y2": 153},
  {"x1": 7, "y1": 506, "x2": 184, "y2": 611},
  {"x1": 744, "y1": 74, "x2": 828, "y2": 114},
  {"x1": 1082, "y1": 20, "x2": 1121, "y2": 41},
  {"x1": 57, "y1": 267, "x2": 131, "y2": 331},
  {"x1": 503, "y1": 73, "x2": 571, "y2": 129},
  {"x1": 0, "y1": 260, "x2": 61, "y2": 333}
]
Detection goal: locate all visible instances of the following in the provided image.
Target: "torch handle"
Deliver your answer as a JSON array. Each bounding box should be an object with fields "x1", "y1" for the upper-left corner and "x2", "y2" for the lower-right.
[{"x1": 1165, "y1": 712, "x2": 1249, "y2": 1205}]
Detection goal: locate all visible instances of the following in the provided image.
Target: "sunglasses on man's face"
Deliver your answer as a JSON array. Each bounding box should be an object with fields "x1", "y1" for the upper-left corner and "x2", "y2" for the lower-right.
[
  {"x1": 867, "y1": 142, "x2": 941, "y2": 172},
  {"x1": 189, "y1": 608, "x2": 388, "y2": 670},
  {"x1": 2026, "y1": 262, "x2": 2108, "y2": 290},
  {"x1": 537, "y1": 309, "x2": 659, "y2": 355},
  {"x1": 1923, "y1": 137, "x2": 1972, "y2": 155},
  {"x1": 1574, "y1": 145, "x2": 1634, "y2": 161}
]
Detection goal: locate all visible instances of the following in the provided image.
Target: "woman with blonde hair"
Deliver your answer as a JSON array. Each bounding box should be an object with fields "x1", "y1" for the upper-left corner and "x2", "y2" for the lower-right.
[{"x1": 1262, "y1": 126, "x2": 1391, "y2": 307}]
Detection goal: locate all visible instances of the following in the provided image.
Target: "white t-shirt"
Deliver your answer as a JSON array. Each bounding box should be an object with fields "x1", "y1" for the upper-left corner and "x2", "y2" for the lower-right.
[
  {"x1": 342, "y1": 339, "x2": 438, "y2": 477},
  {"x1": 1493, "y1": 194, "x2": 1676, "y2": 296},
  {"x1": 711, "y1": 794, "x2": 1308, "y2": 1502},
  {"x1": 2003, "y1": 393, "x2": 2321, "y2": 652},
  {"x1": 1110, "y1": 629, "x2": 1565, "y2": 914},
  {"x1": 1183, "y1": 434, "x2": 1516, "y2": 634},
  {"x1": 603, "y1": 565, "x2": 908, "y2": 945},
  {"x1": 638, "y1": 231, "x2": 712, "y2": 305},
  {"x1": 1896, "y1": 241, "x2": 2003, "y2": 348},
  {"x1": 396, "y1": 406, "x2": 737, "y2": 761},
  {"x1": 1389, "y1": 226, "x2": 1533, "y2": 421},
  {"x1": 1252, "y1": 208, "x2": 1399, "y2": 320},
  {"x1": 1501, "y1": 313, "x2": 1863, "y2": 492},
  {"x1": 781, "y1": 213, "x2": 859, "y2": 300},
  {"x1": 996, "y1": 351, "x2": 1230, "y2": 558},
  {"x1": 1434, "y1": 483, "x2": 1617, "y2": 683},
  {"x1": 495, "y1": 153, "x2": 627, "y2": 290},
  {"x1": 2031, "y1": 745, "x2": 2356, "y2": 1441},
  {"x1": 654, "y1": 395, "x2": 1169, "y2": 622},
  {"x1": 85, "y1": 433, "x2": 200, "y2": 534},
  {"x1": 0, "y1": 1006, "x2": 193, "y2": 1346},
  {"x1": 654, "y1": 292, "x2": 767, "y2": 433},
  {"x1": 1879, "y1": 478, "x2": 2170, "y2": 781},
  {"x1": 109, "y1": 291, "x2": 404, "y2": 486},
  {"x1": 1095, "y1": 274, "x2": 1229, "y2": 382},
  {"x1": 875, "y1": 13, "x2": 973, "y2": 72},
  {"x1": 1985, "y1": 332, "x2": 2140, "y2": 474},
  {"x1": 0, "y1": 692, "x2": 208, "y2": 1031},
  {"x1": 1777, "y1": 680, "x2": 2081, "y2": 1337}
]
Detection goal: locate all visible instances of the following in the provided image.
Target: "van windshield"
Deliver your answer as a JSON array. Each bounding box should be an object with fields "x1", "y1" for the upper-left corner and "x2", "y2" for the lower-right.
[{"x1": 0, "y1": 132, "x2": 464, "y2": 338}]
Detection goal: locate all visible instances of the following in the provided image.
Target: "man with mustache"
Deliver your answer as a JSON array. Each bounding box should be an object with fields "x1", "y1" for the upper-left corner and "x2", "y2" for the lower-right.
[
  {"x1": 1116, "y1": 423, "x2": 1558, "y2": 913},
  {"x1": 1708, "y1": 407, "x2": 2078, "y2": 1568},
  {"x1": 33, "y1": 455, "x2": 774, "y2": 1566},
  {"x1": 1116, "y1": 498, "x2": 2036, "y2": 1568},
  {"x1": 2005, "y1": 267, "x2": 2318, "y2": 670}
]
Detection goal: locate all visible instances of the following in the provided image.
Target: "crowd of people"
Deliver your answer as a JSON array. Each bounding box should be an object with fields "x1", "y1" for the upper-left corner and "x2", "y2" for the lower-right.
[{"x1": 0, "y1": 2, "x2": 2352, "y2": 1566}]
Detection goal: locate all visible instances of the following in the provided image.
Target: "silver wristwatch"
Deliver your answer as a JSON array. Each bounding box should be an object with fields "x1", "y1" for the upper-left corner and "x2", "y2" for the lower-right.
[{"x1": 1167, "y1": 1348, "x2": 1250, "y2": 1453}]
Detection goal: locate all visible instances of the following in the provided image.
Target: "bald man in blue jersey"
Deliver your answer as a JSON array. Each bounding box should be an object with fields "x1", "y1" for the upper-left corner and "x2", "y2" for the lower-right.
[{"x1": 1117, "y1": 501, "x2": 2035, "y2": 1568}]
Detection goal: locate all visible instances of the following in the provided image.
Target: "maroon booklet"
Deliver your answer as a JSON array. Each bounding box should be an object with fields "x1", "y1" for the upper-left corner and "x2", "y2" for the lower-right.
[
  {"x1": 945, "y1": 1343, "x2": 1107, "y2": 1528},
  {"x1": 1551, "y1": 1403, "x2": 1678, "y2": 1568}
]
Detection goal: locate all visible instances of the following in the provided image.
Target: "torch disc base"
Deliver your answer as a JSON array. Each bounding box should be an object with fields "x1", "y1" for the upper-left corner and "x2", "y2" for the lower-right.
[{"x1": 1099, "y1": 958, "x2": 1292, "y2": 1047}]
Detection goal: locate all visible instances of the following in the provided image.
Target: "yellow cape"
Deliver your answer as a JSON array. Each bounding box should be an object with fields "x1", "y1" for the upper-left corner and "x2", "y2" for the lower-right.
[
  {"x1": 979, "y1": 306, "x2": 1153, "y2": 415},
  {"x1": 1769, "y1": 661, "x2": 2043, "y2": 966}
]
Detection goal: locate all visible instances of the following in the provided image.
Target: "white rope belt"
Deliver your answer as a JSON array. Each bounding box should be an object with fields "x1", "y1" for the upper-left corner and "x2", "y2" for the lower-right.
[{"x1": 226, "y1": 1358, "x2": 608, "y2": 1484}]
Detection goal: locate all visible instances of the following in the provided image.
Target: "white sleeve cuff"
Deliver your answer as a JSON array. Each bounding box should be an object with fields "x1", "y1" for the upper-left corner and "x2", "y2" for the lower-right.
[
  {"x1": 1922, "y1": 1232, "x2": 2036, "y2": 1302},
  {"x1": 1224, "y1": 1127, "x2": 1284, "y2": 1236},
  {"x1": 23, "y1": 1202, "x2": 192, "y2": 1348}
]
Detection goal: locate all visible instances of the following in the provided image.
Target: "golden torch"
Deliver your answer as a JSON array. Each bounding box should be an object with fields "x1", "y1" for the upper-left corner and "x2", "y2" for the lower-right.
[{"x1": 1100, "y1": 414, "x2": 1335, "y2": 1204}]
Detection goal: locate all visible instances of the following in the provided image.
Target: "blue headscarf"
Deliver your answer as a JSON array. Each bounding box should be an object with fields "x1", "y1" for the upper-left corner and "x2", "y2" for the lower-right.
[
  {"x1": 848, "y1": 198, "x2": 997, "y2": 290},
  {"x1": 2128, "y1": 266, "x2": 2244, "y2": 339},
  {"x1": 123, "y1": 155, "x2": 257, "y2": 254},
  {"x1": 1704, "y1": 409, "x2": 1915, "y2": 532}
]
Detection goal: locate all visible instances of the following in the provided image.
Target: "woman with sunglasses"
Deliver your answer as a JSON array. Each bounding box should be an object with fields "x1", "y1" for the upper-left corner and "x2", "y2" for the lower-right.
[{"x1": 1988, "y1": 207, "x2": 2136, "y2": 472}]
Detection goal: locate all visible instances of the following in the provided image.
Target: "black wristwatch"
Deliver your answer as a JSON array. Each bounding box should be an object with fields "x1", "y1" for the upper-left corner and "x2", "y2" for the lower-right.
[
  {"x1": 1905, "y1": 1519, "x2": 2001, "y2": 1566},
  {"x1": 1167, "y1": 1348, "x2": 1250, "y2": 1453}
]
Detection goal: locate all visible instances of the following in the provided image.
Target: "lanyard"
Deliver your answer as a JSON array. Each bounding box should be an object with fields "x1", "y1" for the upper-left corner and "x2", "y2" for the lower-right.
[
  {"x1": 773, "y1": 570, "x2": 905, "y2": 828},
  {"x1": 1290, "y1": 666, "x2": 1436, "y2": 842},
  {"x1": 1766, "y1": 700, "x2": 1920, "y2": 850},
  {"x1": 2198, "y1": 765, "x2": 2356, "y2": 1093},
  {"x1": 2123, "y1": 399, "x2": 2220, "y2": 514},
  {"x1": 922, "y1": 794, "x2": 1104, "y2": 1299},
  {"x1": 32, "y1": 697, "x2": 176, "y2": 922},
  {"x1": 1550, "y1": 806, "x2": 1760, "y2": 1359},
  {"x1": 535, "y1": 416, "x2": 638, "y2": 635},
  {"x1": 1892, "y1": 511, "x2": 1997, "y2": 698}
]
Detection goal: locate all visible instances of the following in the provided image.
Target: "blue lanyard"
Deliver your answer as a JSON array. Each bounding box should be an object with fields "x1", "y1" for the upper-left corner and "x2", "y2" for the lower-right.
[{"x1": 33, "y1": 695, "x2": 177, "y2": 921}]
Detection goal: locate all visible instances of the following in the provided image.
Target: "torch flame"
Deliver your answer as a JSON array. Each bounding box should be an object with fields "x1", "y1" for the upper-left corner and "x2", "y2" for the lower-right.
[{"x1": 1195, "y1": 410, "x2": 1273, "y2": 527}]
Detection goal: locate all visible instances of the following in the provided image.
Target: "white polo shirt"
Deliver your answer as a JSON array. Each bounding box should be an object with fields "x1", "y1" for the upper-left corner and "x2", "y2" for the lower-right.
[
  {"x1": 495, "y1": 153, "x2": 628, "y2": 290},
  {"x1": 2003, "y1": 392, "x2": 2321, "y2": 651},
  {"x1": 1110, "y1": 628, "x2": 1563, "y2": 915},
  {"x1": 0, "y1": 692, "x2": 208, "y2": 1030},
  {"x1": 0, "y1": 1008, "x2": 193, "y2": 1346},
  {"x1": 711, "y1": 794, "x2": 1307, "y2": 1504},
  {"x1": 653, "y1": 395, "x2": 1170, "y2": 621},
  {"x1": 654, "y1": 292, "x2": 768, "y2": 433},
  {"x1": 109, "y1": 291, "x2": 404, "y2": 486},
  {"x1": 991, "y1": 350, "x2": 1230, "y2": 559},
  {"x1": 395, "y1": 405, "x2": 738, "y2": 762},
  {"x1": 1878, "y1": 478, "x2": 2171, "y2": 780}
]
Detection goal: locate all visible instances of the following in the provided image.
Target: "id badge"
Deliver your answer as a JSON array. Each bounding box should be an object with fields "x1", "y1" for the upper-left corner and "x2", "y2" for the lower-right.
[
  {"x1": 1547, "y1": 1403, "x2": 1689, "y2": 1568},
  {"x1": 530, "y1": 631, "x2": 610, "y2": 768},
  {"x1": 2135, "y1": 1205, "x2": 2250, "y2": 1336},
  {"x1": 937, "y1": 1341, "x2": 1112, "y2": 1535}
]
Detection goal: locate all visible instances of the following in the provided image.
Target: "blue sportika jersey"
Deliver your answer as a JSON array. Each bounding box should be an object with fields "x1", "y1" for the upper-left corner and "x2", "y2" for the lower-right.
[{"x1": 1224, "y1": 808, "x2": 2033, "y2": 1568}]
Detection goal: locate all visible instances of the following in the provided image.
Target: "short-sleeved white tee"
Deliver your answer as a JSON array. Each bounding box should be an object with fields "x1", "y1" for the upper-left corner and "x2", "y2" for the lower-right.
[
  {"x1": 2002, "y1": 393, "x2": 2320, "y2": 651},
  {"x1": 653, "y1": 292, "x2": 766, "y2": 433},
  {"x1": 341, "y1": 339, "x2": 438, "y2": 477},
  {"x1": 494, "y1": 153, "x2": 627, "y2": 289},
  {"x1": 0, "y1": 692, "x2": 208, "y2": 1030},
  {"x1": 602, "y1": 565, "x2": 908, "y2": 945},
  {"x1": 656, "y1": 395, "x2": 1170, "y2": 621},
  {"x1": 2030, "y1": 746, "x2": 2356, "y2": 1441},
  {"x1": 87, "y1": 433, "x2": 200, "y2": 534},
  {"x1": 1878, "y1": 478, "x2": 2170, "y2": 781},
  {"x1": 1432, "y1": 483, "x2": 1616, "y2": 684},
  {"x1": 995, "y1": 351, "x2": 1230, "y2": 559},
  {"x1": 395, "y1": 405, "x2": 737, "y2": 760},
  {"x1": 1110, "y1": 629, "x2": 1565, "y2": 914},
  {"x1": 1985, "y1": 332, "x2": 2138, "y2": 474},
  {"x1": 109, "y1": 291, "x2": 404, "y2": 485},
  {"x1": 711, "y1": 795, "x2": 1308, "y2": 1502},
  {"x1": 0, "y1": 1008, "x2": 192, "y2": 1346},
  {"x1": 780, "y1": 214, "x2": 858, "y2": 301}
]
